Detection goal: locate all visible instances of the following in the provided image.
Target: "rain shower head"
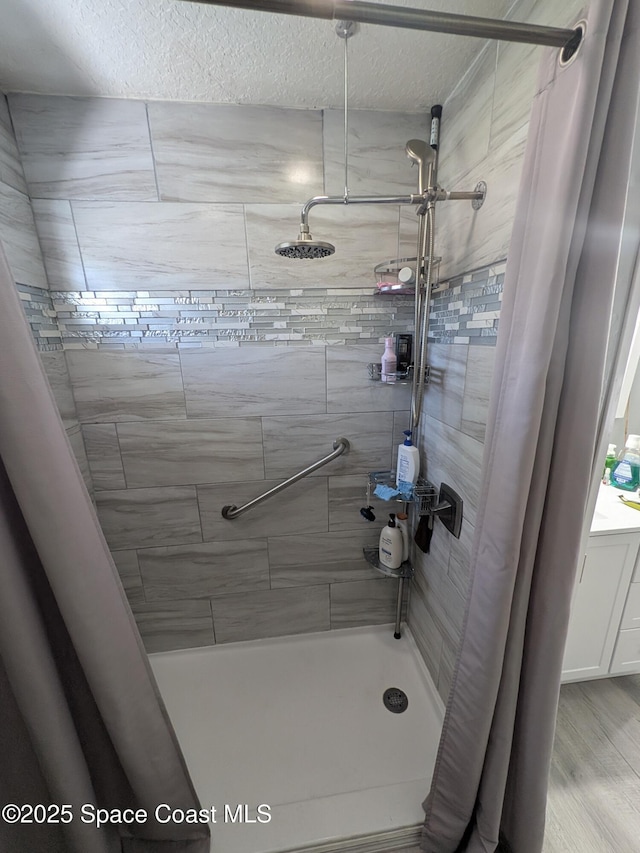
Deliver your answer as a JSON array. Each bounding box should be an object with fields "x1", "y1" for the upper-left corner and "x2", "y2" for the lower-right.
[{"x1": 275, "y1": 226, "x2": 335, "y2": 260}]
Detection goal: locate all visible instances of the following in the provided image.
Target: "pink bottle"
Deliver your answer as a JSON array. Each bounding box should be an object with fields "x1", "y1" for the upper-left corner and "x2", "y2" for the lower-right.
[{"x1": 381, "y1": 337, "x2": 397, "y2": 383}]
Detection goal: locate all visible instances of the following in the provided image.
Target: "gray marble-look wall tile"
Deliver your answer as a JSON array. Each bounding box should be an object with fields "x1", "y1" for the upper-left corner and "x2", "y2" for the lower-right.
[
  {"x1": 328, "y1": 474, "x2": 388, "y2": 532},
  {"x1": 112, "y1": 550, "x2": 145, "y2": 605},
  {"x1": 262, "y1": 413, "x2": 395, "y2": 479},
  {"x1": 82, "y1": 423, "x2": 126, "y2": 490},
  {"x1": 95, "y1": 486, "x2": 202, "y2": 551},
  {"x1": 31, "y1": 199, "x2": 87, "y2": 291},
  {"x1": 65, "y1": 351, "x2": 186, "y2": 423},
  {"x1": 181, "y1": 346, "x2": 326, "y2": 418},
  {"x1": 417, "y1": 414, "x2": 483, "y2": 528},
  {"x1": 509, "y1": 0, "x2": 586, "y2": 26},
  {"x1": 439, "y1": 43, "x2": 496, "y2": 189},
  {"x1": 245, "y1": 203, "x2": 399, "y2": 290},
  {"x1": 117, "y1": 418, "x2": 264, "y2": 487},
  {"x1": 424, "y1": 343, "x2": 468, "y2": 430},
  {"x1": 413, "y1": 556, "x2": 466, "y2": 652},
  {"x1": 138, "y1": 539, "x2": 270, "y2": 601},
  {"x1": 491, "y1": 0, "x2": 586, "y2": 153},
  {"x1": 426, "y1": 0, "x2": 569, "y2": 286},
  {"x1": 0, "y1": 95, "x2": 27, "y2": 194},
  {"x1": 210, "y1": 585, "x2": 330, "y2": 644},
  {"x1": 415, "y1": 517, "x2": 451, "y2": 582},
  {"x1": 407, "y1": 584, "x2": 442, "y2": 685},
  {"x1": 198, "y1": 476, "x2": 328, "y2": 542},
  {"x1": 462, "y1": 345, "x2": 496, "y2": 441},
  {"x1": 435, "y1": 120, "x2": 528, "y2": 281},
  {"x1": 72, "y1": 201, "x2": 249, "y2": 290},
  {"x1": 9, "y1": 95, "x2": 156, "y2": 200},
  {"x1": 323, "y1": 109, "x2": 429, "y2": 196},
  {"x1": 0, "y1": 182, "x2": 48, "y2": 288},
  {"x1": 330, "y1": 577, "x2": 398, "y2": 628},
  {"x1": 39, "y1": 350, "x2": 78, "y2": 428},
  {"x1": 269, "y1": 529, "x2": 381, "y2": 588},
  {"x1": 131, "y1": 600, "x2": 214, "y2": 653},
  {"x1": 149, "y1": 101, "x2": 323, "y2": 203},
  {"x1": 327, "y1": 344, "x2": 412, "y2": 413},
  {"x1": 66, "y1": 422, "x2": 92, "y2": 493},
  {"x1": 490, "y1": 38, "x2": 538, "y2": 155}
]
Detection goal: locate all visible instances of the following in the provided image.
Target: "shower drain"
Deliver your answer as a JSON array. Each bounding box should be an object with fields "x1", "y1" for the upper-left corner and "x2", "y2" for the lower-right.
[{"x1": 383, "y1": 687, "x2": 408, "y2": 714}]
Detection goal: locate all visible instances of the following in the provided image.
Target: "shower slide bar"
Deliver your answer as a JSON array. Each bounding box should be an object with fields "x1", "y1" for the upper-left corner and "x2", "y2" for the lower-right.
[
  {"x1": 221, "y1": 437, "x2": 350, "y2": 519},
  {"x1": 183, "y1": 0, "x2": 583, "y2": 55}
]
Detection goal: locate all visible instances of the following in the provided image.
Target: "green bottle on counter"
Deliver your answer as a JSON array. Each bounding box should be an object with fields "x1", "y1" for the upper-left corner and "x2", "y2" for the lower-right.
[
  {"x1": 603, "y1": 444, "x2": 617, "y2": 482},
  {"x1": 605, "y1": 444, "x2": 617, "y2": 470},
  {"x1": 610, "y1": 435, "x2": 640, "y2": 491}
]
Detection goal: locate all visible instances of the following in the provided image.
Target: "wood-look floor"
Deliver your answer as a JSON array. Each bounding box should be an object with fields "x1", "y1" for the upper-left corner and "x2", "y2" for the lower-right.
[{"x1": 544, "y1": 675, "x2": 640, "y2": 852}]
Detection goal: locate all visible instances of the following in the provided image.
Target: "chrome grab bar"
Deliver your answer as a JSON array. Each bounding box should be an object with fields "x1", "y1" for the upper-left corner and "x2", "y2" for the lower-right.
[{"x1": 221, "y1": 437, "x2": 350, "y2": 520}]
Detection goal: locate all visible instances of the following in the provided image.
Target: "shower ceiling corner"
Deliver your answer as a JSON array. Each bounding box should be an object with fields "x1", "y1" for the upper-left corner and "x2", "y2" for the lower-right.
[{"x1": 0, "y1": 0, "x2": 519, "y2": 110}]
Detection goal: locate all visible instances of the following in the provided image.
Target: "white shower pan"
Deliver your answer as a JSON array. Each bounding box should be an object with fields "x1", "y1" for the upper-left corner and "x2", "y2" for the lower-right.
[{"x1": 150, "y1": 624, "x2": 443, "y2": 853}]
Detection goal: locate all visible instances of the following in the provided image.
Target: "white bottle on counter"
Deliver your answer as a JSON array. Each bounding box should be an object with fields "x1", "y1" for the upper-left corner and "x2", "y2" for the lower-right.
[{"x1": 379, "y1": 514, "x2": 403, "y2": 570}]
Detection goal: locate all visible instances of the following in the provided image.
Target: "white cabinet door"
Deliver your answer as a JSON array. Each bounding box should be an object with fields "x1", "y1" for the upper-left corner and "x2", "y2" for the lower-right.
[
  {"x1": 610, "y1": 627, "x2": 640, "y2": 674},
  {"x1": 561, "y1": 533, "x2": 640, "y2": 682},
  {"x1": 620, "y1": 583, "x2": 640, "y2": 629}
]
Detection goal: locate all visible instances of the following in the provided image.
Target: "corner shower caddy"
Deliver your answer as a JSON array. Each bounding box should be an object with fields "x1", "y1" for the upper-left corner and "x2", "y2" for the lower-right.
[
  {"x1": 364, "y1": 472, "x2": 463, "y2": 638},
  {"x1": 363, "y1": 472, "x2": 437, "y2": 639},
  {"x1": 362, "y1": 471, "x2": 438, "y2": 578}
]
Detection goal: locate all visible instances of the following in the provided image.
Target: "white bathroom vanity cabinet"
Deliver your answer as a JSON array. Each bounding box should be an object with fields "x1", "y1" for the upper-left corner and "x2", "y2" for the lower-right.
[{"x1": 562, "y1": 485, "x2": 640, "y2": 682}]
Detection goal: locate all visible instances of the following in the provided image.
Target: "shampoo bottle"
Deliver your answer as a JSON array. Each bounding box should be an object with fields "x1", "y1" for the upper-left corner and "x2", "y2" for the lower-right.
[
  {"x1": 379, "y1": 513, "x2": 403, "y2": 570},
  {"x1": 381, "y1": 337, "x2": 397, "y2": 384},
  {"x1": 396, "y1": 430, "x2": 420, "y2": 487}
]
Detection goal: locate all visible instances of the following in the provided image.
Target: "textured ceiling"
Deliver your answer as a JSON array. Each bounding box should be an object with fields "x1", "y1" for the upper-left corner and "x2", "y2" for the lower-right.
[{"x1": 0, "y1": 0, "x2": 514, "y2": 110}]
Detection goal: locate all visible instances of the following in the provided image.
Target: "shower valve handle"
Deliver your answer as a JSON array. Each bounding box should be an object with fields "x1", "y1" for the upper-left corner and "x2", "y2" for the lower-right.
[{"x1": 429, "y1": 499, "x2": 451, "y2": 515}]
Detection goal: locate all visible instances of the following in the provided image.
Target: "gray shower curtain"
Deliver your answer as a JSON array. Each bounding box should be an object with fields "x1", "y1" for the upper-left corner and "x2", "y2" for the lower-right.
[
  {"x1": 422, "y1": 1, "x2": 640, "y2": 851},
  {"x1": 0, "y1": 246, "x2": 209, "y2": 852}
]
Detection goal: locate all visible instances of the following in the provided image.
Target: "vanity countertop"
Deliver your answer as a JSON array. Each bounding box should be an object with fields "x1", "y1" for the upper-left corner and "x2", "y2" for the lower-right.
[{"x1": 590, "y1": 483, "x2": 640, "y2": 535}]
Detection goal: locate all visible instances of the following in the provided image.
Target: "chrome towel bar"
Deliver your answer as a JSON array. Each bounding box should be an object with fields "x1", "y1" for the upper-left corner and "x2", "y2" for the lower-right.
[{"x1": 221, "y1": 437, "x2": 350, "y2": 519}]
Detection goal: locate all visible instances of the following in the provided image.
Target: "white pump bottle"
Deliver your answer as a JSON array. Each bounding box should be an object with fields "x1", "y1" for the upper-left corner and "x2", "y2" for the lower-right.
[{"x1": 396, "y1": 430, "x2": 420, "y2": 487}]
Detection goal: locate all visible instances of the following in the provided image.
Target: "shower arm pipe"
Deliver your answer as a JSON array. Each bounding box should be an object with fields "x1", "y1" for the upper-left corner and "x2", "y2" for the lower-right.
[
  {"x1": 298, "y1": 188, "x2": 484, "y2": 229},
  {"x1": 300, "y1": 194, "x2": 420, "y2": 228},
  {"x1": 183, "y1": 0, "x2": 579, "y2": 50},
  {"x1": 221, "y1": 438, "x2": 350, "y2": 519}
]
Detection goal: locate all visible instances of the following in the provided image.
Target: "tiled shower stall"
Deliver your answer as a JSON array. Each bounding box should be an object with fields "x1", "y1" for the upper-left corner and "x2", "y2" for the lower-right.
[{"x1": 0, "y1": 0, "x2": 582, "y2": 707}]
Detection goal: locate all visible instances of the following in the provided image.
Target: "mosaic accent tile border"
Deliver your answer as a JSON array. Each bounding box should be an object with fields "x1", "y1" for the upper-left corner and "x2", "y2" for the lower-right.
[
  {"x1": 51, "y1": 288, "x2": 417, "y2": 349},
  {"x1": 17, "y1": 283, "x2": 63, "y2": 351},
  {"x1": 18, "y1": 261, "x2": 506, "y2": 352},
  {"x1": 428, "y1": 260, "x2": 506, "y2": 346}
]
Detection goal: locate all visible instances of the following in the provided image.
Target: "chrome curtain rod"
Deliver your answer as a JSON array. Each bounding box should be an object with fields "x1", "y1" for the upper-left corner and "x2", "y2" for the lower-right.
[{"x1": 181, "y1": 0, "x2": 580, "y2": 51}]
